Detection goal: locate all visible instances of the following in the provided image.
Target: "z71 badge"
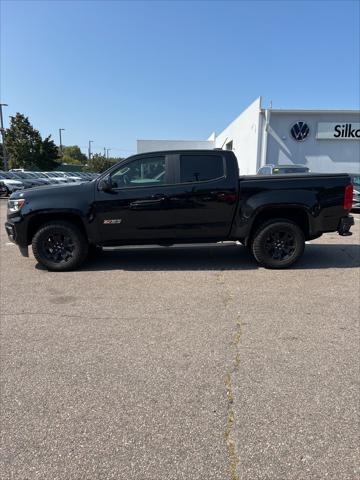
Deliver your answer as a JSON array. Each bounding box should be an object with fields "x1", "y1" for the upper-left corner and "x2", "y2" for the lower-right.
[{"x1": 103, "y1": 219, "x2": 122, "y2": 224}]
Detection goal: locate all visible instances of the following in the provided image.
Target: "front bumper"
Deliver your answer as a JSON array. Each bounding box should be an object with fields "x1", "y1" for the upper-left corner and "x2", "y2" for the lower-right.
[
  {"x1": 5, "y1": 222, "x2": 16, "y2": 242},
  {"x1": 5, "y1": 210, "x2": 30, "y2": 255},
  {"x1": 5, "y1": 222, "x2": 29, "y2": 257},
  {"x1": 337, "y1": 215, "x2": 354, "y2": 236}
]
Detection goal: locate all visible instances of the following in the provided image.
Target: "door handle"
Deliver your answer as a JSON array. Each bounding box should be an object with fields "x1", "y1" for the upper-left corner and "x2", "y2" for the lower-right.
[
  {"x1": 151, "y1": 194, "x2": 167, "y2": 200},
  {"x1": 129, "y1": 196, "x2": 166, "y2": 209}
]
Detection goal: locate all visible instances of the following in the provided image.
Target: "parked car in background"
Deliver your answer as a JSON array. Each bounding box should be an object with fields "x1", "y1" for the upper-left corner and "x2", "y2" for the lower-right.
[
  {"x1": 9, "y1": 171, "x2": 50, "y2": 188},
  {"x1": 72, "y1": 172, "x2": 87, "y2": 181},
  {"x1": 0, "y1": 180, "x2": 8, "y2": 197},
  {"x1": 0, "y1": 172, "x2": 25, "y2": 195},
  {"x1": 0, "y1": 169, "x2": 100, "y2": 194},
  {"x1": 350, "y1": 174, "x2": 360, "y2": 211},
  {"x1": 75, "y1": 172, "x2": 97, "y2": 181},
  {"x1": 43, "y1": 172, "x2": 71, "y2": 183},
  {"x1": 31, "y1": 172, "x2": 61, "y2": 184},
  {"x1": 24, "y1": 172, "x2": 57, "y2": 185},
  {"x1": 58, "y1": 171, "x2": 99, "y2": 182},
  {"x1": 62, "y1": 172, "x2": 83, "y2": 182},
  {"x1": 257, "y1": 164, "x2": 310, "y2": 175}
]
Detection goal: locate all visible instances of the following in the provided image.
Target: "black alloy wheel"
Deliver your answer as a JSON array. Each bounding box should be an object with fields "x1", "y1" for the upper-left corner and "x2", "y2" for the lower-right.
[
  {"x1": 42, "y1": 232, "x2": 75, "y2": 263},
  {"x1": 32, "y1": 221, "x2": 88, "y2": 271},
  {"x1": 264, "y1": 229, "x2": 296, "y2": 261},
  {"x1": 251, "y1": 219, "x2": 305, "y2": 269}
]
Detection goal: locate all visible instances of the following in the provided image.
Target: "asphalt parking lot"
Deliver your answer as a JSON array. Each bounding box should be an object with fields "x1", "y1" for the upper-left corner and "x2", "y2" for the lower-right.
[{"x1": 1, "y1": 198, "x2": 359, "y2": 480}]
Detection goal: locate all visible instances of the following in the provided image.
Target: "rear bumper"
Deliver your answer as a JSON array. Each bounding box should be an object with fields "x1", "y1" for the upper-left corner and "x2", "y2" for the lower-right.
[{"x1": 337, "y1": 215, "x2": 354, "y2": 236}]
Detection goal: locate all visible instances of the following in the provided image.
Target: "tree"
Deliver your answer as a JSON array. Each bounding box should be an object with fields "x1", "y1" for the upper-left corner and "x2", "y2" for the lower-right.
[
  {"x1": 37, "y1": 135, "x2": 60, "y2": 170},
  {"x1": 61, "y1": 155, "x2": 83, "y2": 166},
  {"x1": 61, "y1": 145, "x2": 87, "y2": 164},
  {"x1": 86, "y1": 153, "x2": 118, "y2": 173},
  {"x1": 4, "y1": 113, "x2": 60, "y2": 170}
]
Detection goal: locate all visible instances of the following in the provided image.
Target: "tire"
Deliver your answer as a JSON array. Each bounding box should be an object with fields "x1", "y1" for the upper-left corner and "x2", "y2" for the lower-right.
[
  {"x1": 32, "y1": 221, "x2": 88, "y2": 271},
  {"x1": 251, "y1": 219, "x2": 305, "y2": 269}
]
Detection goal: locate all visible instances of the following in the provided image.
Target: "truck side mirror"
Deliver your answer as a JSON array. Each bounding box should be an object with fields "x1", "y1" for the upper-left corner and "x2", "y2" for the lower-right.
[{"x1": 98, "y1": 175, "x2": 113, "y2": 192}]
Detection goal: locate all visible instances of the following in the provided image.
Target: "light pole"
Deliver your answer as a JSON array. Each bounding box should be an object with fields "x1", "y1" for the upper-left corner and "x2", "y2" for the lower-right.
[
  {"x1": 103, "y1": 147, "x2": 106, "y2": 157},
  {"x1": 0, "y1": 103, "x2": 9, "y2": 170},
  {"x1": 59, "y1": 128, "x2": 65, "y2": 156},
  {"x1": 88, "y1": 140, "x2": 93, "y2": 161},
  {"x1": 106, "y1": 148, "x2": 111, "y2": 159}
]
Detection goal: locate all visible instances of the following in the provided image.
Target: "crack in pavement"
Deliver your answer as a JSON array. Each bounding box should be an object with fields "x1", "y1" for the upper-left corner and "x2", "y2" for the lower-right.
[{"x1": 216, "y1": 270, "x2": 242, "y2": 480}]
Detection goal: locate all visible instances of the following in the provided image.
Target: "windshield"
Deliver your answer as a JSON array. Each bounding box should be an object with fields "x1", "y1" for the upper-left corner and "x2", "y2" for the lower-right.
[
  {"x1": 13, "y1": 172, "x2": 34, "y2": 179},
  {"x1": 0, "y1": 172, "x2": 13, "y2": 179},
  {"x1": 48, "y1": 172, "x2": 67, "y2": 178},
  {"x1": 8, "y1": 173, "x2": 24, "y2": 179}
]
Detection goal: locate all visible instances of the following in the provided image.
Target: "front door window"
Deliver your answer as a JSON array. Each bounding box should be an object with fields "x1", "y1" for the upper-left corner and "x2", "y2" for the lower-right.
[{"x1": 111, "y1": 156, "x2": 166, "y2": 188}]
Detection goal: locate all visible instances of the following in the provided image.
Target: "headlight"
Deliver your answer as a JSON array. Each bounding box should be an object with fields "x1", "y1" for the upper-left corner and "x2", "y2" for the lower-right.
[{"x1": 8, "y1": 198, "x2": 26, "y2": 213}]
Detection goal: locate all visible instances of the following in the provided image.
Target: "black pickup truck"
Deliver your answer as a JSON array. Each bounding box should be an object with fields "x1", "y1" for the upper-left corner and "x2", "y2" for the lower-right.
[{"x1": 5, "y1": 150, "x2": 354, "y2": 271}]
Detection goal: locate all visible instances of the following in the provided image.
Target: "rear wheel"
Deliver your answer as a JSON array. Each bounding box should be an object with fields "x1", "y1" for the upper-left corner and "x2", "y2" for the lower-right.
[
  {"x1": 32, "y1": 221, "x2": 88, "y2": 271},
  {"x1": 251, "y1": 219, "x2": 305, "y2": 269}
]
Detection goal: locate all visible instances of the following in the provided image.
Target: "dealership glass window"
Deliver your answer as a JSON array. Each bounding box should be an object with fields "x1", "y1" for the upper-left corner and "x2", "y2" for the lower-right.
[
  {"x1": 258, "y1": 166, "x2": 271, "y2": 175},
  {"x1": 226, "y1": 140, "x2": 233, "y2": 150},
  {"x1": 111, "y1": 156, "x2": 166, "y2": 187},
  {"x1": 180, "y1": 155, "x2": 224, "y2": 183}
]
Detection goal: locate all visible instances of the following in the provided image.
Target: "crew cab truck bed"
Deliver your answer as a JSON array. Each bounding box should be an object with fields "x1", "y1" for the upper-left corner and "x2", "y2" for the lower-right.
[{"x1": 5, "y1": 150, "x2": 354, "y2": 271}]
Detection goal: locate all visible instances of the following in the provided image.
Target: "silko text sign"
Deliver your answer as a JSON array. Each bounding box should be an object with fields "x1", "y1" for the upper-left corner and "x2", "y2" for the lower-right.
[{"x1": 316, "y1": 122, "x2": 360, "y2": 140}]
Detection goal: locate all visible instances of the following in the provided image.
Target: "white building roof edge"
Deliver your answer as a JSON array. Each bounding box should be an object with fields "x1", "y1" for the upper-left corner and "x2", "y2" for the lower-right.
[
  {"x1": 261, "y1": 109, "x2": 360, "y2": 114},
  {"x1": 137, "y1": 138, "x2": 214, "y2": 142}
]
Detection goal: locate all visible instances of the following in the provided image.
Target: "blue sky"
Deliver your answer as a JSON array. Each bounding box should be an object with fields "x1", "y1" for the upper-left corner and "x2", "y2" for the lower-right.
[{"x1": 1, "y1": 0, "x2": 359, "y2": 156}]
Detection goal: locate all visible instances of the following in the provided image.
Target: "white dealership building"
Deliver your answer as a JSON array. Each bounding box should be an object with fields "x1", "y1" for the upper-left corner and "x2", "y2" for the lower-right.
[{"x1": 137, "y1": 97, "x2": 360, "y2": 175}]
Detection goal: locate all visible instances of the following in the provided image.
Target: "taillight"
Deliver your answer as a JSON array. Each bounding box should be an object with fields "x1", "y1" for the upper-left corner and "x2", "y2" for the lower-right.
[{"x1": 344, "y1": 184, "x2": 353, "y2": 210}]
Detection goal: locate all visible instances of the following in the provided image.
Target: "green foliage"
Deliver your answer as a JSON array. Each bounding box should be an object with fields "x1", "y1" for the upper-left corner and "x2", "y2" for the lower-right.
[
  {"x1": 61, "y1": 154, "x2": 83, "y2": 165},
  {"x1": 85, "y1": 153, "x2": 119, "y2": 173},
  {"x1": 38, "y1": 135, "x2": 60, "y2": 170},
  {"x1": 4, "y1": 113, "x2": 60, "y2": 170},
  {"x1": 61, "y1": 145, "x2": 87, "y2": 164}
]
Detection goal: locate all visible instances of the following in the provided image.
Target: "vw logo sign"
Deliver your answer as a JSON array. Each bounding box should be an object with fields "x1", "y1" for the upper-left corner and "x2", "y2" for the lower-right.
[{"x1": 290, "y1": 121, "x2": 310, "y2": 141}]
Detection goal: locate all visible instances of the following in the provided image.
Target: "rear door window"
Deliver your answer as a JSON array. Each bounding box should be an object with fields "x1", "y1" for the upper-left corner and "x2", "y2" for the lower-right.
[{"x1": 179, "y1": 154, "x2": 224, "y2": 183}]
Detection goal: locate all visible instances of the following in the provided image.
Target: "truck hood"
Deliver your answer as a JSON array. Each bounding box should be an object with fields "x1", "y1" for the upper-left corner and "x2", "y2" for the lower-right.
[{"x1": 10, "y1": 179, "x2": 95, "y2": 200}]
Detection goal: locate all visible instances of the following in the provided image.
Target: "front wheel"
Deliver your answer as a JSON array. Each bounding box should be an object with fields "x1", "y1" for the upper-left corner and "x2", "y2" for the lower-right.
[
  {"x1": 32, "y1": 221, "x2": 88, "y2": 271},
  {"x1": 251, "y1": 219, "x2": 305, "y2": 269}
]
